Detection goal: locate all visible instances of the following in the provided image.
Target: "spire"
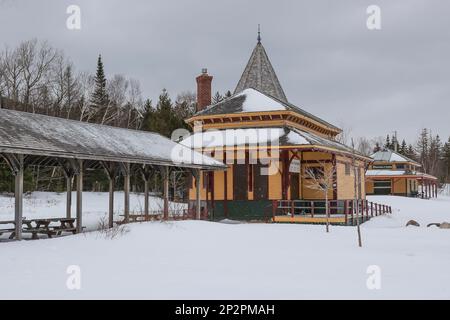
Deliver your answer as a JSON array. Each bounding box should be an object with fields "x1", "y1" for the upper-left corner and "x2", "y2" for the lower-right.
[
  {"x1": 257, "y1": 24, "x2": 261, "y2": 43},
  {"x1": 234, "y1": 35, "x2": 288, "y2": 102}
]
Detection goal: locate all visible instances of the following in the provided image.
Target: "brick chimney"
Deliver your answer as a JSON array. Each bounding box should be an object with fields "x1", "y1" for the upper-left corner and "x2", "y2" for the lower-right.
[{"x1": 196, "y1": 68, "x2": 213, "y2": 112}]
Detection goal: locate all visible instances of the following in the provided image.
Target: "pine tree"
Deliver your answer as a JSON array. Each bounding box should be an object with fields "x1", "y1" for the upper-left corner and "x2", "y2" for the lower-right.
[
  {"x1": 443, "y1": 137, "x2": 450, "y2": 182},
  {"x1": 385, "y1": 134, "x2": 391, "y2": 150},
  {"x1": 399, "y1": 139, "x2": 407, "y2": 155},
  {"x1": 416, "y1": 128, "x2": 429, "y2": 173},
  {"x1": 373, "y1": 142, "x2": 381, "y2": 153},
  {"x1": 91, "y1": 55, "x2": 108, "y2": 109},
  {"x1": 212, "y1": 91, "x2": 223, "y2": 104},
  {"x1": 140, "y1": 99, "x2": 154, "y2": 131},
  {"x1": 406, "y1": 144, "x2": 416, "y2": 161},
  {"x1": 140, "y1": 89, "x2": 185, "y2": 138}
]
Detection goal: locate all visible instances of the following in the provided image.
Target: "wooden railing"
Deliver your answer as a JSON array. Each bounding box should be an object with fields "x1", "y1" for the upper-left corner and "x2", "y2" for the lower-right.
[{"x1": 272, "y1": 199, "x2": 392, "y2": 224}]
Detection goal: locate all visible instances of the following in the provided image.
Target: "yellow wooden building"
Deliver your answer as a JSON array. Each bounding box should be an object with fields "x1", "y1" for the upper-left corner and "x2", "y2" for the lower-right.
[
  {"x1": 180, "y1": 36, "x2": 375, "y2": 223},
  {"x1": 366, "y1": 150, "x2": 438, "y2": 198}
]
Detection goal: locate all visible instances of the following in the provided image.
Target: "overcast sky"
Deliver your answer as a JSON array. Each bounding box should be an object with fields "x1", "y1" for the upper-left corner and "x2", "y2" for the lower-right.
[{"x1": 1, "y1": 0, "x2": 449, "y2": 143}]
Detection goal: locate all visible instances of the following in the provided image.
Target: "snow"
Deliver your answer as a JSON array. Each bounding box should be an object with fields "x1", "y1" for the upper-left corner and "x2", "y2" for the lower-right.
[
  {"x1": 180, "y1": 128, "x2": 286, "y2": 149},
  {"x1": 1, "y1": 193, "x2": 450, "y2": 299},
  {"x1": 0, "y1": 108, "x2": 225, "y2": 169},
  {"x1": 366, "y1": 170, "x2": 407, "y2": 176},
  {"x1": 237, "y1": 88, "x2": 286, "y2": 113},
  {"x1": 286, "y1": 130, "x2": 310, "y2": 145},
  {"x1": 0, "y1": 192, "x2": 186, "y2": 233}
]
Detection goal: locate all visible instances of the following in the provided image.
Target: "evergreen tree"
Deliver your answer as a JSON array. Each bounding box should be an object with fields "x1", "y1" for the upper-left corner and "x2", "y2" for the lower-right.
[
  {"x1": 141, "y1": 89, "x2": 185, "y2": 138},
  {"x1": 399, "y1": 139, "x2": 407, "y2": 155},
  {"x1": 140, "y1": 99, "x2": 154, "y2": 131},
  {"x1": 406, "y1": 144, "x2": 416, "y2": 161},
  {"x1": 90, "y1": 55, "x2": 108, "y2": 109},
  {"x1": 373, "y1": 142, "x2": 381, "y2": 153},
  {"x1": 224, "y1": 90, "x2": 232, "y2": 98},
  {"x1": 212, "y1": 91, "x2": 223, "y2": 104},
  {"x1": 416, "y1": 128, "x2": 429, "y2": 173},
  {"x1": 385, "y1": 134, "x2": 391, "y2": 150},
  {"x1": 443, "y1": 137, "x2": 450, "y2": 182}
]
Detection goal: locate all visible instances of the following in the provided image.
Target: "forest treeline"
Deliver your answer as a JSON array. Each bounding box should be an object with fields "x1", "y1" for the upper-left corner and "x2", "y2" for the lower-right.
[{"x1": 354, "y1": 131, "x2": 450, "y2": 183}]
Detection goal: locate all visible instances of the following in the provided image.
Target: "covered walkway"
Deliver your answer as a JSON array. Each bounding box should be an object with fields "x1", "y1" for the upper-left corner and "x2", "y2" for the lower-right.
[{"x1": 0, "y1": 109, "x2": 226, "y2": 240}]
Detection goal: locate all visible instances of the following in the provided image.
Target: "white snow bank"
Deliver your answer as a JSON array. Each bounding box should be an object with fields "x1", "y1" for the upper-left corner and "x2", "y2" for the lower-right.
[{"x1": 0, "y1": 193, "x2": 449, "y2": 299}]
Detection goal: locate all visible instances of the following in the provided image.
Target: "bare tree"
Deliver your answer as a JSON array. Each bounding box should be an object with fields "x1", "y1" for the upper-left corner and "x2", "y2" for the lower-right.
[
  {"x1": 18, "y1": 39, "x2": 58, "y2": 110},
  {"x1": 2, "y1": 46, "x2": 24, "y2": 105},
  {"x1": 351, "y1": 138, "x2": 363, "y2": 247},
  {"x1": 77, "y1": 72, "x2": 95, "y2": 121},
  {"x1": 335, "y1": 124, "x2": 353, "y2": 145},
  {"x1": 356, "y1": 137, "x2": 373, "y2": 156},
  {"x1": 174, "y1": 91, "x2": 197, "y2": 119},
  {"x1": 302, "y1": 161, "x2": 336, "y2": 233}
]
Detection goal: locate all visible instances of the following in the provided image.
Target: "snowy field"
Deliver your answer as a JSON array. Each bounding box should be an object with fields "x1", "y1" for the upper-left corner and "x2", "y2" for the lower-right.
[
  {"x1": 0, "y1": 191, "x2": 186, "y2": 232},
  {"x1": 0, "y1": 192, "x2": 450, "y2": 299}
]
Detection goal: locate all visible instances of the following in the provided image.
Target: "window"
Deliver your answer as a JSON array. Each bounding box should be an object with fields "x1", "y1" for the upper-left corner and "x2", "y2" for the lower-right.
[
  {"x1": 345, "y1": 163, "x2": 351, "y2": 175},
  {"x1": 396, "y1": 164, "x2": 405, "y2": 170},
  {"x1": 373, "y1": 165, "x2": 393, "y2": 170},
  {"x1": 374, "y1": 180, "x2": 392, "y2": 195}
]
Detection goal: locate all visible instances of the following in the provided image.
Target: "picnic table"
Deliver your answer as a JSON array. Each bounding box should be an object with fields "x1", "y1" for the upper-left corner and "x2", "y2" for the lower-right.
[
  {"x1": 0, "y1": 220, "x2": 19, "y2": 239},
  {"x1": 22, "y1": 218, "x2": 77, "y2": 239}
]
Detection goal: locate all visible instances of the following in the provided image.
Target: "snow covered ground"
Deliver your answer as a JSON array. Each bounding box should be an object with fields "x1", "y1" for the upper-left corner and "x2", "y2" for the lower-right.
[
  {"x1": 0, "y1": 191, "x2": 186, "y2": 233},
  {"x1": 0, "y1": 192, "x2": 450, "y2": 299}
]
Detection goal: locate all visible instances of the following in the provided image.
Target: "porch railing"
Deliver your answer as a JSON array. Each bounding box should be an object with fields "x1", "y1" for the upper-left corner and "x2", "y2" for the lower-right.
[{"x1": 272, "y1": 199, "x2": 392, "y2": 224}]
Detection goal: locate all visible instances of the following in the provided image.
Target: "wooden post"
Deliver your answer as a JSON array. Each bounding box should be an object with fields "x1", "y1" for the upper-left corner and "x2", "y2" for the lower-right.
[
  {"x1": 361, "y1": 200, "x2": 365, "y2": 221},
  {"x1": 108, "y1": 176, "x2": 115, "y2": 228},
  {"x1": 370, "y1": 202, "x2": 374, "y2": 217},
  {"x1": 163, "y1": 167, "x2": 169, "y2": 220},
  {"x1": 144, "y1": 177, "x2": 149, "y2": 216},
  {"x1": 291, "y1": 200, "x2": 295, "y2": 218},
  {"x1": 194, "y1": 169, "x2": 201, "y2": 220},
  {"x1": 272, "y1": 200, "x2": 278, "y2": 221},
  {"x1": 311, "y1": 201, "x2": 315, "y2": 218},
  {"x1": 76, "y1": 160, "x2": 83, "y2": 234},
  {"x1": 66, "y1": 175, "x2": 73, "y2": 219},
  {"x1": 124, "y1": 163, "x2": 130, "y2": 223},
  {"x1": 344, "y1": 200, "x2": 348, "y2": 224},
  {"x1": 14, "y1": 154, "x2": 24, "y2": 240}
]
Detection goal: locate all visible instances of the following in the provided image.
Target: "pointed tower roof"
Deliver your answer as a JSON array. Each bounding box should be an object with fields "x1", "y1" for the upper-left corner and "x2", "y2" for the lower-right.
[{"x1": 234, "y1": 36, "x2": 288, "y2": 102}]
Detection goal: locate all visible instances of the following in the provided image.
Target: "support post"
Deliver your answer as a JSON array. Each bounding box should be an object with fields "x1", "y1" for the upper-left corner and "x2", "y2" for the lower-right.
[
  {"x1": 163, "y1": 167, "x2": 169, "y2": 220},
  {"x1": 123, "y1": 163, "x2": 130, "y2": 223},
  {"x1": 76, "y1": 160, "x2": 83, "y2": 233},
  {"x1": 144, "y1": 177, "x2": 149, "y2": 216},
  {"x1": 108, "y1": 177, "x2": 115, "y2": 228},
  {"x1": 194, "y1": 169, "x2": 201, "y2": 220},
  {"x1": 14, "y1": 154, "x2": 24, "y2": 240},
  {"x1": 66, "y1": 175, "x2": 73, "y2": 219}
]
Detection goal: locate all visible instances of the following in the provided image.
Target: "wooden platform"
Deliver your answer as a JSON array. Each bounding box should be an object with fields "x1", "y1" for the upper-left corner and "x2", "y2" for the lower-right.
[{"x1": 273, "y1": 215, "x2": 347, "y2": 224}]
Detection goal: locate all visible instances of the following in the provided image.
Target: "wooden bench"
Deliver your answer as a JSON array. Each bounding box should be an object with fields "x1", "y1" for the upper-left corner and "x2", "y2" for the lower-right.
[
  {"x1": 0, "y1": 220, "x2": 21, "y2": 240},
  {"x1": 22, "y1": 228, "x2": 58, "y2": 240},
  {"x1": 23, "y1": 218, "x2": 77, "y2": 239}
]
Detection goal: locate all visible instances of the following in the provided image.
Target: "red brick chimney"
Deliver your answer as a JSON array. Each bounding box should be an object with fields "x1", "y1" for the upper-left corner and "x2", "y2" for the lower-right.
[{"x1": 196, "y1": 68, "x2": 213, "y2": 112}]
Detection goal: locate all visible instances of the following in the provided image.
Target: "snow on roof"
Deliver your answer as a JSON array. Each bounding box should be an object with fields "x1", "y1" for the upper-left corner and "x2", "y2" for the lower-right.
[
  {"x1": 193, "y1": 88, "x2": 340, "y2": 132},
  {"x1": 180, "y1": 126, "x2": 363, "y2": 157},
  {"x1": 366, "y1": 170, "x2": 407, "y2": 176},
  {"x1": 0, "y1": 109, "x2": 226, "y2": 170},
  {"x1": 236, "y1": 89, "x2": 285, "y2": 112},
  {"x1": 370, "y1": 150, "x2": 420, "y2": 165},
  {"x1": 366, "y1": 169, "x2": 438, "y2": 180}
]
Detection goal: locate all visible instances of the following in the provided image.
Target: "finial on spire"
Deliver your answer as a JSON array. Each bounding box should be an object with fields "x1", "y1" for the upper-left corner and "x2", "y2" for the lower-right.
[{"x1": 257, "y1": 24, "x2": 261, "y2": 43}]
